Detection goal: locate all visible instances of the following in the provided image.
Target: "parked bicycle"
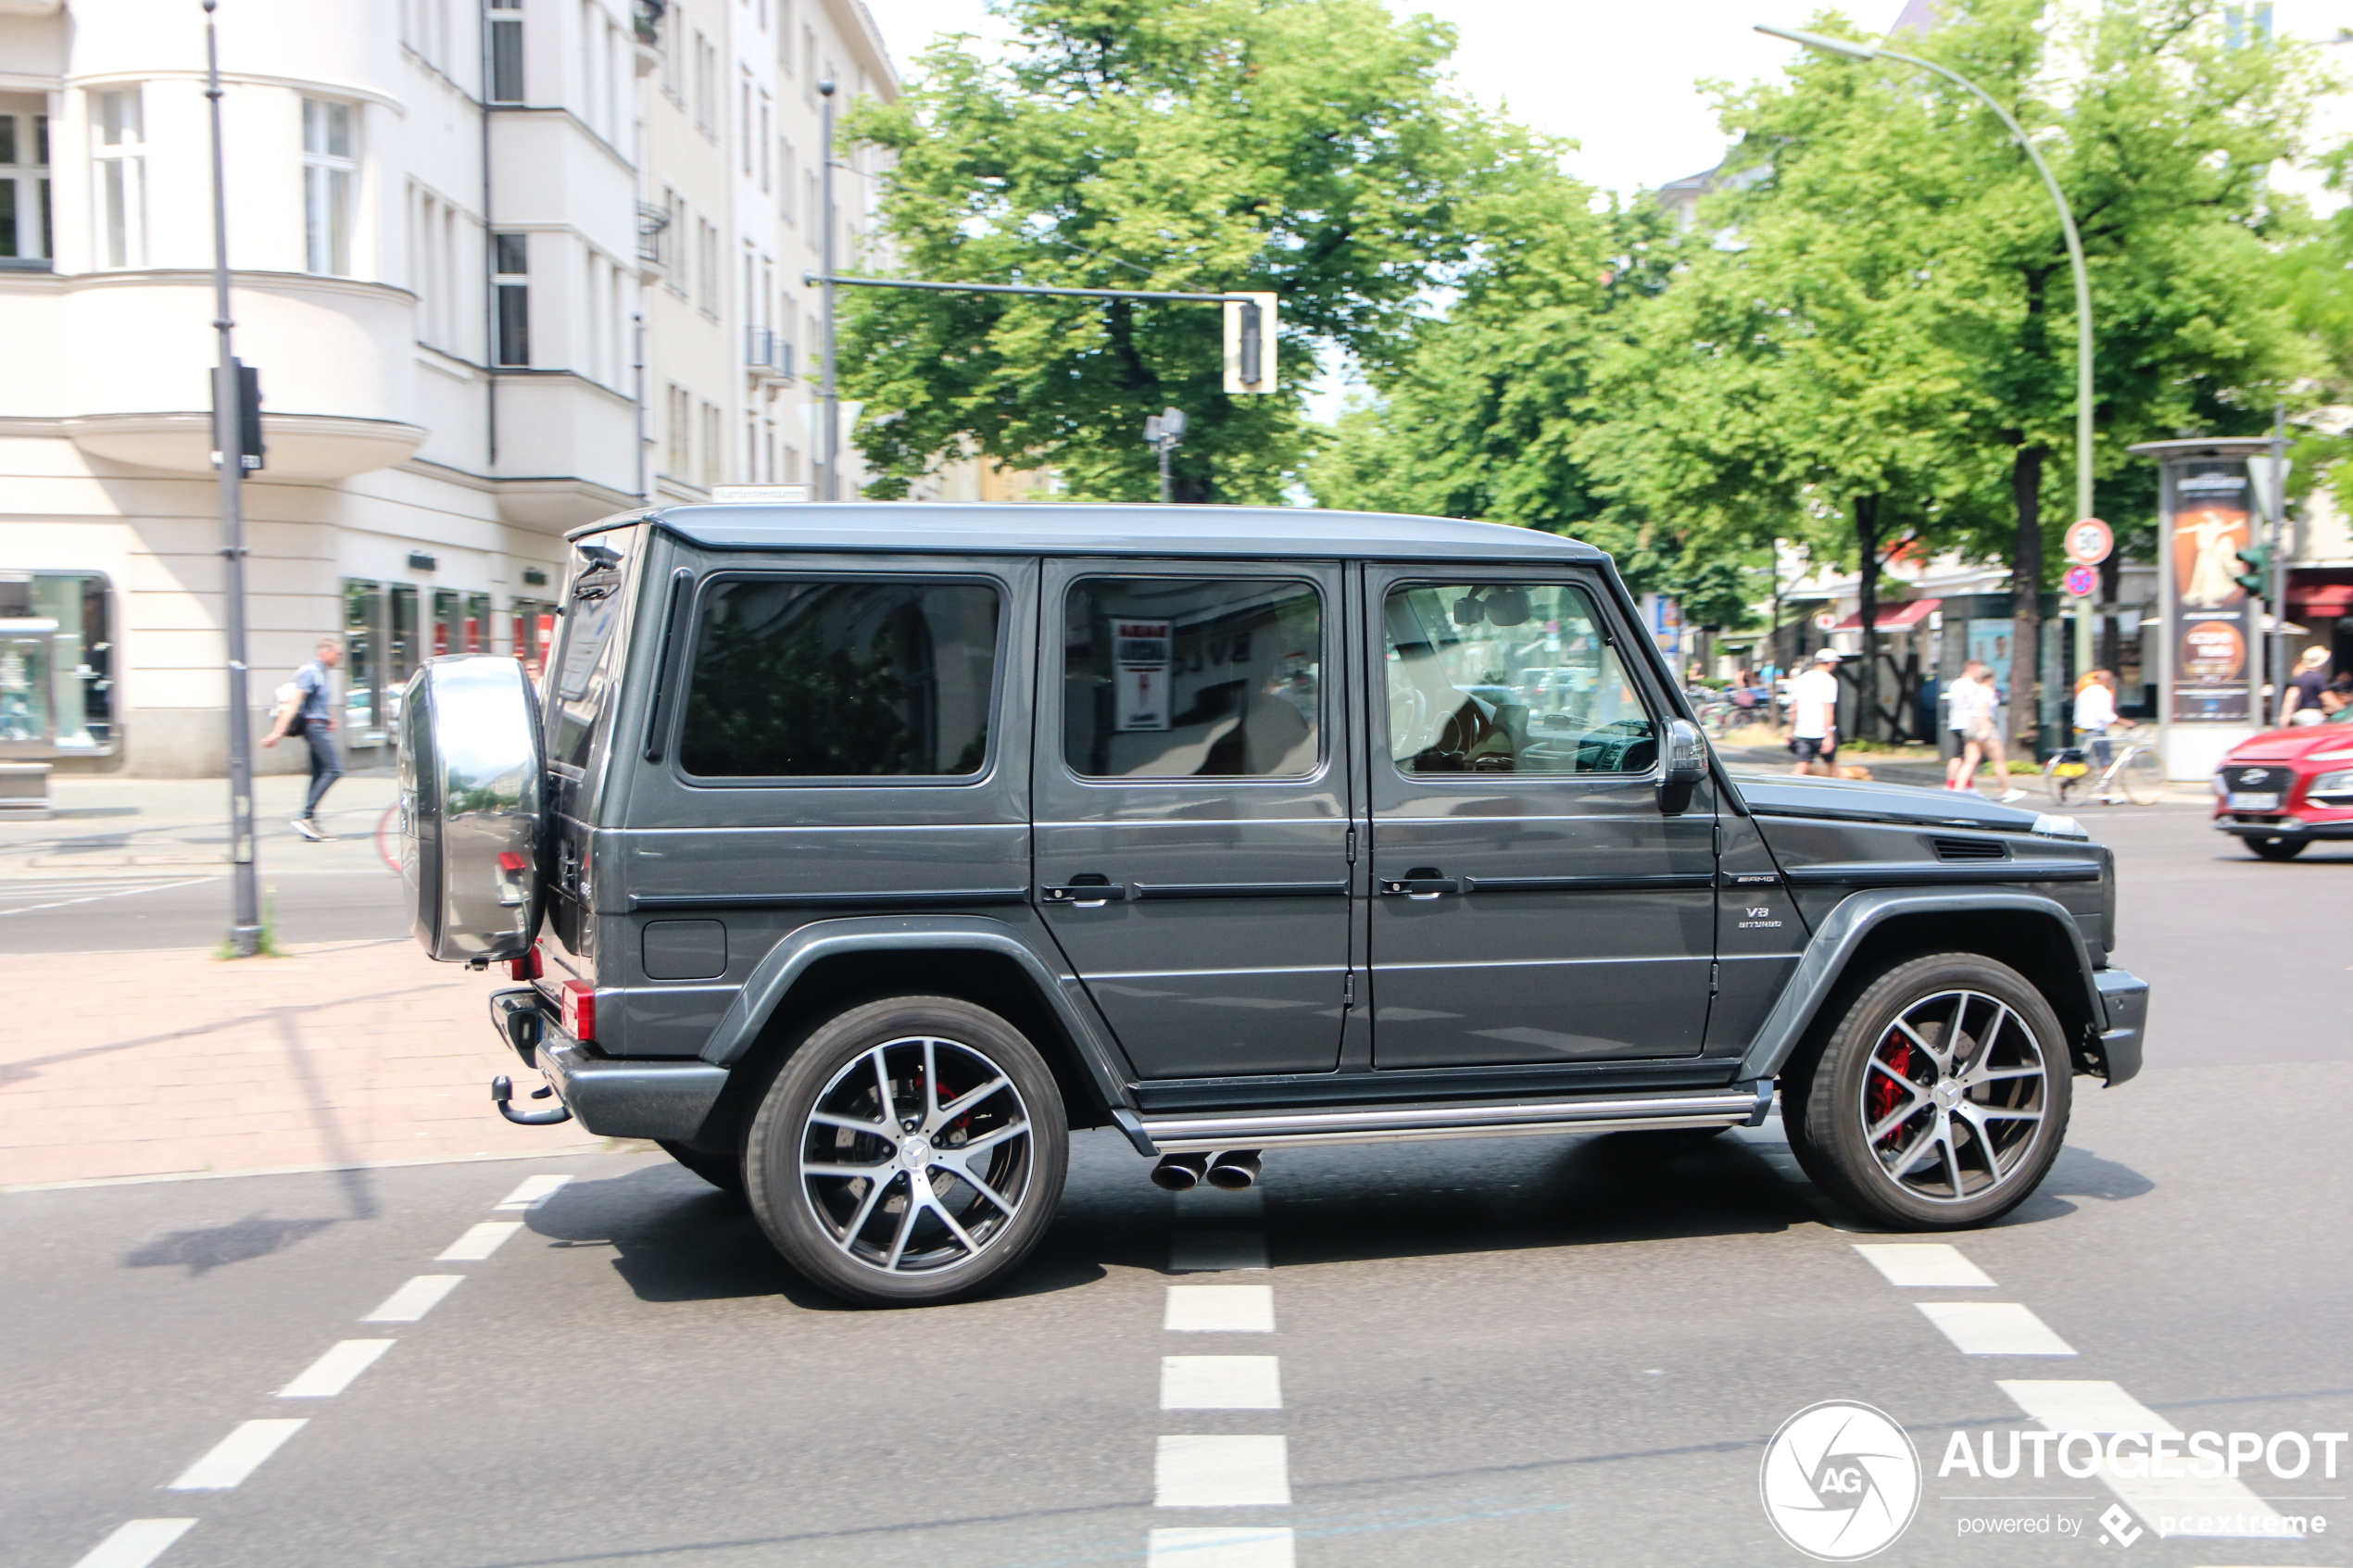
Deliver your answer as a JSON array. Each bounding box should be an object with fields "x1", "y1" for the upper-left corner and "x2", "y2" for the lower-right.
[{"x1": 2043, "y1": 721, "x2": 2166, "y2": 807}]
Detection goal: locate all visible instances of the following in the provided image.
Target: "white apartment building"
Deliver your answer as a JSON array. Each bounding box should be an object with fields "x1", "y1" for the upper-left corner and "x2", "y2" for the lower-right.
[{"x1": 0, "y1": 0, "x2": 957, "y2": 778}]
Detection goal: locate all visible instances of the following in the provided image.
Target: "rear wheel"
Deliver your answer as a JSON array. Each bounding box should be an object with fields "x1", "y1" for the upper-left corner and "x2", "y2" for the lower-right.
[
  {"x1": 744, "y1": 997, "x2": 1067, "y2": 1307},
  {"x1": 2246, "y1": 834, "x2": 2309, "y2": 861},
  {"x1": 1787, "y1": 954, "x2": 2071, "y2": 1230},
  {"x1": 2118, "y1": 747, "x2": 2166, "y2": 806}
]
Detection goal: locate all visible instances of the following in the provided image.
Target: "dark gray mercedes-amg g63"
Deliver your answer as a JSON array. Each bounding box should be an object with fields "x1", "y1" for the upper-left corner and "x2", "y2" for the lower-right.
[{"x1": 398, "y1": 504, "x2": 2148, "y2": 1305}]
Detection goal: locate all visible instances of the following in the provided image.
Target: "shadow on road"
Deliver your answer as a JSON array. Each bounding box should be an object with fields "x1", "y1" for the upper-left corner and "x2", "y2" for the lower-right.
[{"x1": 124, "y1": 1213, "x2": 339, "y2": 1273}]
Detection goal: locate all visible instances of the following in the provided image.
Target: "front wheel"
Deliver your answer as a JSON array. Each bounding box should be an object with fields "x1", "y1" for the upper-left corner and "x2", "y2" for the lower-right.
[
  {"x1": 744, "y1": 997, "x2": 1067, "y2": 1307},
  {"x1": 2246, "y1": 834, "x2": 2309, "y2": 861},
  {"x1": 2118, "y1": 747, "x2": 2166, "y2": 806},
  {"x1": 1787, "y1": 954, "x2": 2071, "y2": 1230},
  {"x1": 2043, "y1": 753, "x2": 2086, "y2": 807}
]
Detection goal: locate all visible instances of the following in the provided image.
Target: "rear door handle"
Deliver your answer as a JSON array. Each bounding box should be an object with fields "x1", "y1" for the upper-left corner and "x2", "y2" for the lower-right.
[
  {"x1": 1041, "y1": 873, "x2": 1125, "y2": 908},
  {"x1": 1379, "y1": 867, "x2": 1461, "y2": 899}
]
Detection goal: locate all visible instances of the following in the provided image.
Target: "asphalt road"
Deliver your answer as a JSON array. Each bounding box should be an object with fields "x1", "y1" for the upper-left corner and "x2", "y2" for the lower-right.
[{"x1": 5, "y1": 807, "x2": 2349, "y2": 1567}]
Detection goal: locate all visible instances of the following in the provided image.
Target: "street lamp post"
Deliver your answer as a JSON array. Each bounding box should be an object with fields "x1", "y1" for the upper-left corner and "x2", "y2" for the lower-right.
[
  {"x1": 1757, "y1": 24, "x2": 2095, "y2": 746},
  {"x1": 1143, "y1": 408, "x2": 1186, "y2": 503},
  {"x1": 817, "y1": 78, "x2": 838, "y2": 502},
  {"x1": 204, "y1": 0, "x2": 262, "y2": 957}
]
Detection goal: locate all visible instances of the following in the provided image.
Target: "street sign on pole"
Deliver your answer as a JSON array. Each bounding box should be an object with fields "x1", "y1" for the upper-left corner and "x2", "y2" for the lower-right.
[
  {"x1": 2064, "y1": 565, "x2": 2097, "y2": 598},
  {"x1": 2064, "y1": 518, "x2": 2112, "y2": 567}
]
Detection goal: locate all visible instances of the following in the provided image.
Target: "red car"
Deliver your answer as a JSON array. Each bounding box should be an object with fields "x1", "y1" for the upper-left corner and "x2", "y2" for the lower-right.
[{"x1": 2212, "y1": 704, "x2": 2353, "y2": 859}]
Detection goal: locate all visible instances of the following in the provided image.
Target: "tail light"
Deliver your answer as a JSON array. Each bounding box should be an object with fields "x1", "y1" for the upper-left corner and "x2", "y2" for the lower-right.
[
  {"x1": 559, "y1": 979, "x2": 596, "y2": 1044},
  {"x1": 508, "y1": 944, "x2": 544, "y2": 982}
]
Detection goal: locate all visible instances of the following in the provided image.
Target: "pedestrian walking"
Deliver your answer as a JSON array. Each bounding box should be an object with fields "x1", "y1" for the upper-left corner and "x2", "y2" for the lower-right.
[
  {"x1": 1788, "y1": 648, "x2": 1843, "y2": 777},
  {"x1": 262, "y1": 635, "x2": 346, "y2": 840},
  {"x1": 2279, "y1": 646, "x2": 2331, "y2": 726},
  {"x1": 1944, "y1": 659, "x2": 2023, "y2": 800}
]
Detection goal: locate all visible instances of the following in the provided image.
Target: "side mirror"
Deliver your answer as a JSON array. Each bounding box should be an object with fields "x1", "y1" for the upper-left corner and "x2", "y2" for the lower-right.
[{"x1": 1658, "y1": 717, "x2": 1705, "y2": 816}]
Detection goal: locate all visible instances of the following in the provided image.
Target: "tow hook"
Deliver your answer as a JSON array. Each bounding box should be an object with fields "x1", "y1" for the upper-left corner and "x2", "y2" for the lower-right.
[{"x1": 492, "y1": 1074, "x2": 573, "y2": 1125}]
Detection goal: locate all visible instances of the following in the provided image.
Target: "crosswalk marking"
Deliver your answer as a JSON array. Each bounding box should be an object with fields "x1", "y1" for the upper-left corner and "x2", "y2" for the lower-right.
[
  {"x1": 68, "y1": 1520, "x2": 197, "y2": 1568},
  {"x1": 1155, "y1": 1436, "x2": 1291, "y2": 1507},
  {"x1": 1853, "y1": 1243, "x2": 1996, "y2": 1287},
  {"x1": 1916, "y1": 1301, "x2": 2077, "y2": 1356},
  {"x1": 1165, "y1": 1286, "x2": 1275, "y2": 1333},
  {"x1": 1998, "y1": 1381, "x2": 2299, "y2": 1538},
  {"x1": 1162, "y1": 1357, "x2": 1282, "y2": 1411},
  {"x1": 1145, "y1": 1526, "x2": 1297, "y2": 1566},
  {"x1": 167, "y1": 1420, "x2": 308, "y2": 1490}
]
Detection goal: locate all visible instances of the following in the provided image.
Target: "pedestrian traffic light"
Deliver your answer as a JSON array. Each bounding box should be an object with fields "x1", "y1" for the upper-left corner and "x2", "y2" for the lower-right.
[
  {"x1": 1222, "y1": 293, "x2": 1277, "y2": 395},
  {"x1": 237, "y1": 361, "x2": 265, "y2": 472},
  {"x1": 2234, "y1": 541, "x2": 2271, "y2": 601}
]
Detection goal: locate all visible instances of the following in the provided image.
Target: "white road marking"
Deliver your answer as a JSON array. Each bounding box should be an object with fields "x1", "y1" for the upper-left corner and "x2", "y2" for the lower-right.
[
  {"x1": 278, "y1": 1339, "x2": 396, "y2": 1399},
  {"x1": 361, "y1": 1274, "x2": 463, "y2": 1323},
  {"x1": 69, "y1": 1519, "x2": 197, "y2": 1568},
  {"x1": 494, "y1": 1173, "x2": 573, "y2": 1210},
  {"x1": 1854, "y1": 1242, "x2": 1995, "y2": 1287},
  {"x1": 1171, "y1": 1232, "x2": 1268, "y2": 1272},
  {"x1": 1165, "y1": 1285, "x2": 1275, "y2": 1333},
  {"x1": 1916, "y1": 1301, "x2": 2077, "y2": 1356},
  {"x1": 1999, "y1": 1380, "x2": 2298, "y2": 1538},
  {"x1": 1162, "y1": 1357, "x2": 1283, "y2": 1411},
  {"x1": 0, "y1": 876, "x2": 220, "y2": 919},
  {"x1": 1145, "y1": 1525, "x2": 1297, "y2": 1566},
  {"x1": 167, "y1": 1419, "x2": 308, "y2": 1490},
  {"x1": 435, "y1": 1221, "x2": 524, "y2": 1261},
  {"x1": 1154, "y1": 1436, "x2": 1291, "y2": 1507}
]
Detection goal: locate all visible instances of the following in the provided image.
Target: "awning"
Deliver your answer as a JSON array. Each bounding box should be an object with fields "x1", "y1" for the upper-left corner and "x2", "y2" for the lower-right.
[
  {"x1": 2286, "y1": 583, "x2": 2353, "y2": 615},
  {"x1": 1831, "y1": 597, "x2": 1942, "y2": 632}
]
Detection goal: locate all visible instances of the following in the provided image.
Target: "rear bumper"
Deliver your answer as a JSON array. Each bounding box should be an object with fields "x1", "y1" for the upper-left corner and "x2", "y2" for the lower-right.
[
  {"x1": 488, "y1": 989, "x2": 727, "y2": 1141},
  {"x1": 2091, "y1": 966, "x2": 2148, "y2": 1086}
]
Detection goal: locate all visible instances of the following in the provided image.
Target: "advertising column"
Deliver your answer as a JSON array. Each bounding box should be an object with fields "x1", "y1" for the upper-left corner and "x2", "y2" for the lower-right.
[{"x1": 2130, "y1": 438, "x2": 2270, "y2": 780}]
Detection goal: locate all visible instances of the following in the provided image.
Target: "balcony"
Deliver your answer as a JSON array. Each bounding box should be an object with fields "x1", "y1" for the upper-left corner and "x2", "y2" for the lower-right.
[{"x1": 745, "y1": 326, "x2": 792, "y2": 381}]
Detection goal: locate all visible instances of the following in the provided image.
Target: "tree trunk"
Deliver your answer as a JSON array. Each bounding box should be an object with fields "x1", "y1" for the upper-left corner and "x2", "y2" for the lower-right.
[
  {"x1": 2011, "y1": 445, "x2": 2046, "y2": 752},
  {"x1": 1853, "y1": 494, "x2": 1881, "y2": 745}
]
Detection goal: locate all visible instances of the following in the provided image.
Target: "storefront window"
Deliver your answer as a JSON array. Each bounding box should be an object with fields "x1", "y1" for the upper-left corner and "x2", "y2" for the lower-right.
[
  {"x1": 464, "y1": 592, "x2": 490, "y2": 653},
  {"x1": 344, "y1": 579, "x2": 384, "y2": 741},
  {"x1": 389, "y1": 584, "x2": 419, "y2": 686},
  {"x1": 0, "y1": 572, "x2": 113, "y2": 753}
]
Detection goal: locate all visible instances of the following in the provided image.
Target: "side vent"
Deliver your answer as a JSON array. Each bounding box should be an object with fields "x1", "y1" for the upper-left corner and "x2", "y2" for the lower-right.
[{"x1": 1931, "y1": 835, "x2": 2009, "y2": 862}]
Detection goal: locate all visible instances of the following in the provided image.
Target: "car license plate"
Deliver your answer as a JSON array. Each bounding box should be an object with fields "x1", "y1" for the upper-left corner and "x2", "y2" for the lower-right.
[{"x1": 2228, "y1": 791, "x2": 2281, "y2": 810}]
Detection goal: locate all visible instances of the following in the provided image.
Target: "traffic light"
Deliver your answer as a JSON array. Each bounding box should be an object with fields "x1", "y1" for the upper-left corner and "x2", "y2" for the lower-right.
[
  {"x1": 2234, "y1": 541, "x2": 2271, "y2": 601},
  {"x1": 1222, "y1": 293, "x2": 1277, "y2": 394}
]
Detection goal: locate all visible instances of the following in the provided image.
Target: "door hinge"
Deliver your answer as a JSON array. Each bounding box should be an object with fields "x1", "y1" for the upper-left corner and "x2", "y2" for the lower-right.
[
  {"x1": 1342, "y1": 972, "x2": 1355, "y2": 1009},
  {"x1": 1346, "y1": 828, "x2": 1358, "y2": 864},
  {"x1": 1709, "y1": 961, "x2": 1720, "y2": 995}
]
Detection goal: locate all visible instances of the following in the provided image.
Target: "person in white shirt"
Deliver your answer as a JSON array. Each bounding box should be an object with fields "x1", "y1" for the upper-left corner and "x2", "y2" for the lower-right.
[
  {"x1": 2072, "y1": 669, "x2": 2119, "y2": 768},
  {"x1": 1944, "y1": 659, "x2": 2022, "y2": 800},
  {"x1": 1788, "y1": 648, "x2": 1843, "y2": 776}
]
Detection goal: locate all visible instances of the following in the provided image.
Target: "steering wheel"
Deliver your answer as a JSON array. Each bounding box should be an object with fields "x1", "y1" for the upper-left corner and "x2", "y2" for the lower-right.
[{"x1": 1389, "y1": 684, "x2": 1429, "y2": 757}]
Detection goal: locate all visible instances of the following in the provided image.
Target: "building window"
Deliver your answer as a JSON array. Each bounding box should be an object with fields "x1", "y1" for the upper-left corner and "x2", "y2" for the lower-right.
[
  {"x1": 512, "y1": 597, "x2": 558, "y2": 671},
  {"x1": 489, "y1": 0, "x2": 525, "y2": 103},
  {"x1": 694, "y1": 31, "x2": 715, "y2": 134},
  {"x1": 758, "y1": 91, "x2": 771, "y2": 191},
  {"x1": 494, "y1": 232, "x2": 530, "y2": 366},
  {"x1": 91, "y1": 88, "x2": 144, "y2": 269},
  {"x1": 740, "y1": 75, "x2": 753, "y2": 174},
  {"x1": 302, "y1": 98, "x2": 356, "y2": 276},
  {"x1": 0, "y1": 572, "x2": 114, "y2": 751},
  {"x1": 698, "y1": 216, "x2": 718, "y2": 310},
  {"x1": 700, "y1": 399, "x2": 721, "y2": 489},
  {"x1": 0, "y1": 108, "x2": 53, "y2": 267},
  {"x1": 778, "y1": 0, "x2": 795, "y2": 70},
  {"x1": 660, "y1": 5, "x2": 681, "y2": 101},
  {"x1": 388, "y1": 584, "x2": 420, "y2": 688},
  {"x1": 666, "y1": 383, "x2": 690, "y2": 477}
]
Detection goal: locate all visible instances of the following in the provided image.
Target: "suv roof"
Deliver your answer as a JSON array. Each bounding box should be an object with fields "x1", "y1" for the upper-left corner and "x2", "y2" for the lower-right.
[{"x1": 595, "y1": 502, "x2": 1609, "y2": 565}]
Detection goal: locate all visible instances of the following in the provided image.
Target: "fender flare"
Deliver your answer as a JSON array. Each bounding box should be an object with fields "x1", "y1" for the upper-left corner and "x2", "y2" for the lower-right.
[
  {"x1": 1735, "y1": 888, "x2": 2107, "y2": 1082},
  {"x1": 696, "y1": 913, "x2": 1135, "y2": 1110}
]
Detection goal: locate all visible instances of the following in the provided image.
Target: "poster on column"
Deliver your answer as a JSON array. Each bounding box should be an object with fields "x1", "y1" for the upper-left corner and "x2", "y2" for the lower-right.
[
  {"x1": 1113, "y1": 619, "x2": 1174, "y2": 732},
  {"x1": 2169, "y1": 462, "x2": 2253, "y2": 721}
]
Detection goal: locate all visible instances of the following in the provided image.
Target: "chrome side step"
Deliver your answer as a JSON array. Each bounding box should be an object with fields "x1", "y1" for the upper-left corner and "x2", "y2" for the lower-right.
[{"x1": 1135, "y1": 1082, "x2": 1772, "y2": 1155}]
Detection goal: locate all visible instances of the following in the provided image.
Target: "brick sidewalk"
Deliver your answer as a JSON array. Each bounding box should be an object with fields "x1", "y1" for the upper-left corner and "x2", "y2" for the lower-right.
[{"x1": 1, "y1": 938, "x2": 598, "y2": 1187}]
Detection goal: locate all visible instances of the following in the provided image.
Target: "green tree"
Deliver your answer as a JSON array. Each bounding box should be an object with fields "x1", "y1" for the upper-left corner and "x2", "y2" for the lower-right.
[{"x1": 841, "y1": 0, "x2": 1555, "y2": 502}]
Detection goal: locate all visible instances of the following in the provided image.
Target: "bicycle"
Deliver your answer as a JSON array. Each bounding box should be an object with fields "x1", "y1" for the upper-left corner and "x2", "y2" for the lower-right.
[{"x1": 2043, "y1": 722, "x2": 2165, "y2": 807}]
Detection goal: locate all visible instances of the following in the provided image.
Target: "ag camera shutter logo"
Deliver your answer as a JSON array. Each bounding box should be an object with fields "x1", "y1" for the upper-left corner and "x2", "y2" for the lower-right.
[{"x1": 1760, "y1": 1400, "x2": 1921, "y2": 1560}]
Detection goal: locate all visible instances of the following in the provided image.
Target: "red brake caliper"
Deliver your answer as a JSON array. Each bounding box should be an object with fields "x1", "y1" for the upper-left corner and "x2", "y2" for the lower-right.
[{"x1": 1867, "y1": 1033, "x2": 1915, "y2": 1148}]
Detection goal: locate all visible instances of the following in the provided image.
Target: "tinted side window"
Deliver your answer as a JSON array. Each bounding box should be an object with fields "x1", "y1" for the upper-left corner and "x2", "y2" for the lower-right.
[
  {"x1": 679, "y1": 578, "x2": 1000, "y2": 779},
  {"x1": 1063, "y1": 576, "x2": 1322, "y2": 779},
  {"x1": 1384, "y1": 582, "x2": 1655, "y2": 774}
]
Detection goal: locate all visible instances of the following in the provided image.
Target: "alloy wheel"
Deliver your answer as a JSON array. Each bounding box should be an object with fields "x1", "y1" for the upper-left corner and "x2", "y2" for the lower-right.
[
  {"x1": 1857, "y1": 988, "x2": 2049, "y2": 1205},
  {"x1": 799, "y1": 1035, "x2": 1034, "y2": 1275}
]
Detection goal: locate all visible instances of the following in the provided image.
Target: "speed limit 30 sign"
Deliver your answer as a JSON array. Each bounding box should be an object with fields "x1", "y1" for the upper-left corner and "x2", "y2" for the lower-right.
[{"x1": 2065, "y1": 518, "x2": 2113, "y2": 568}]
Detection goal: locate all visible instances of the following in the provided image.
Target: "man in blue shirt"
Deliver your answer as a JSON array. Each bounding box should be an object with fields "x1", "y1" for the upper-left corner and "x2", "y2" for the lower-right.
[{"x1": 262, "y1": 636, "x2": 346, "y2": 840}]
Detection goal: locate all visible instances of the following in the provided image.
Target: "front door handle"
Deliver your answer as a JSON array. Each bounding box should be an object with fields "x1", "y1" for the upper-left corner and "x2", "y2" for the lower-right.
[
  {"x1": 1041, "y1": 873, "x2": 1125, "y2": 908},
  {"x1": 1379, "y1": 867, "x2": 1461, "y2": 899}
]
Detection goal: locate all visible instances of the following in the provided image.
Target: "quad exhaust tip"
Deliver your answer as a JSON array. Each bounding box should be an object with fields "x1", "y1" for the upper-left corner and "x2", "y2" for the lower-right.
[
  {"x1": 1205, "y1": 1150, "x2": 1261, "y2": 1190},
  {"x1": 1151, "y1": 1153, "x2": 1209, "y2": 1191}
]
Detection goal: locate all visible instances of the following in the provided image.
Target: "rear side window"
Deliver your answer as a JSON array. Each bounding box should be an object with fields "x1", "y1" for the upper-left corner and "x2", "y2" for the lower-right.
[
  {"x1": 679, "y1": 578, "x2": 1001, "y2": 779},
  {"x1": 1063, "y1": 576, "x2": 1323, "y2": 779}
]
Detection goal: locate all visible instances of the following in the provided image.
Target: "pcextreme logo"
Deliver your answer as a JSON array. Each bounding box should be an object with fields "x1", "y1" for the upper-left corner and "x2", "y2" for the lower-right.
[{"x1": 1761, "y1": 1400, "x2": 1923, "y2": 1561}]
